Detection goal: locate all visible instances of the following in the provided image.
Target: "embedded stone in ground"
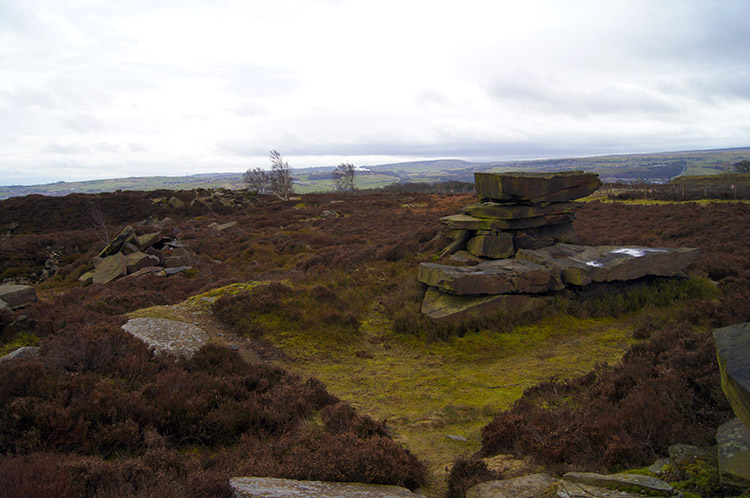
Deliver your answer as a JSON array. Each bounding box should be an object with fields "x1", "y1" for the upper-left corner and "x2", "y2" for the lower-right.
[
  {"x1": 713, "y1": 322, "x2": 750, "y2": 427},
  {"x1": 562, "y1": 472, "x2": 674, "y2": 495},
  {"x1": 121, "y1": 317, "x2": 208, "y2": 358},
  {"x1": 516, "y1": 244, "x2": 700, "y2": 286},
  {"x1": 466, "y1": 473, "x2": 557, "y2": 498},
  {"x1": 420, "y1": 287, "x2": 546, "y2": 321},
  {"x1": 474, "y1": 171, "x2": 602, "y2": 203},
  {"x1": 229, "y1": 477, "x2": 422, "y2": 498}
]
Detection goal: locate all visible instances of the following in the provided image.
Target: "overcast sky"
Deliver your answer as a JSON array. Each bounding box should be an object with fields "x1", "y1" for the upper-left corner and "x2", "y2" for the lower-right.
[{"x1": 1, "y1": 0, "x2": 748, "y2": 185}]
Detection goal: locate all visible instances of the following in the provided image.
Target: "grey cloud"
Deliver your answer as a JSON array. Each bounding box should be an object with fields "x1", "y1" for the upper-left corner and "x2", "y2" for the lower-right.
[{"x1": 42, "y1": 143, "x2": 88, "y2": 154}]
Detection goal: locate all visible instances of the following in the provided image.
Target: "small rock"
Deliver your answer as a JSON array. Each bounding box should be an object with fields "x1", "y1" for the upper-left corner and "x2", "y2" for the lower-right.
[
  {"x1": 562, "y1": 472, "x2": 674, "y2": 496},
  {"x1": 168, "y1": 196, "x2": 185, "y2": 209},
  {"x1": 122, "y1": 318, "x2": 208, "y2": 358},
  {"x1": 446, "y1": 434, "x2": 467, "y2": 442},
  {"x1": 0, "y1": 346, "x2": 40, "y2": 362},
  {"x1": 92, "y1": 253, "x2": 127, "y2": 285},
  {"x1": 0, "y1": 284, "x2": 38, "y2": 309}
]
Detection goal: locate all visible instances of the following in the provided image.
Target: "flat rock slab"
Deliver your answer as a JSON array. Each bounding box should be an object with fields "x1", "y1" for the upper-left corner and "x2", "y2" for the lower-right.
[
  {"x1": 516, "y1": 244, "x2": 700, "y2": 286},
  {"x1": 419, "y1": 259, "x2": 560, "y2": 295},
  {"x1": 421, "y1": 287, "x2": 546, "y2": 321},
  {"x1": 441, "y1": 213, "x2": 575, "y2": 231},
  {"x1": 474, "y1": 171, "x2": 602, "y2": 203},
  {"x1": 562, "y1": 472, "x2": 673, "y2": 496},
  {"x1": 716, "y1": 418, "x2": 750, "y2": 487},
  {"x1": 93, "y1": 253, "x2": 127, "y2": 284},
  {"x1": 713, "y1": 322, "x2": 750, "y2": 427},
  {"x1": 463, "y1": 201, "x2": 577, "y2": 220},
  {"x1": 229, "y1": 477, "x2": 422, "y2": 498},
  {"x1": 557, "y1": 480, "x2": 654, "y2": 498},
  {"x1": 466, "y1": 473, "x2": 557, "y2": 498},
  {"x1": 0, "y1": 284, "x2": 37, "y2": 309},
  {"x1": 467, "y1": 232, "x2": 514, "y2": 259},
  {"x1": 122, "y1": 318, "x2": 208, "y2": 358}
]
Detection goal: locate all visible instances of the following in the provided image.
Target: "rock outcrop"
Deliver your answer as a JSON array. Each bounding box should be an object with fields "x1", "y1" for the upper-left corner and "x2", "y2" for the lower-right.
[
  {"x1": 716, "y1": 418, "x2": 750, "y2": 488},
  {"x1": 0, "y1": 284, "x2": 38, "y2": 309},
  {"x1": 229, "y1": 477, "x2": 422, "y2": 498},
  {"x1": 466, "y1": 472, "x2": 674, "y2": 498},
  {"x1": 713, "y1": 322, "x2": 750, "y2": 427},
  {"x1": 81, "y1": 225, "x2": 194, "y2": 285},
  {"x1": 421, "y1": 172, "x2": 699, "y2": 320},
  {"x1": 121, "y1": 318, "x2": 208, "y2": 358}
]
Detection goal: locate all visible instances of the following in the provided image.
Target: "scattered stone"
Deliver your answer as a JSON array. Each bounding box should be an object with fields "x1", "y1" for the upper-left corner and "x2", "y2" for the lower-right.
[
  {"x1": 120, "y1": 241, "x2": 140, "y2": 255},
  {"x1": 92, "y1": 253, "x2": 127, "y2": 285},
  {"x1": 418, "y1": 260, "x2": 560, "y2": 295},
  {"x1": 168, "y1": 196, "x2": 185, "y2": 209},
  {"x1": 713, "y1": 322, "x2": 750, "y2": 427},
  {"x1": 0, "y1": 284, "x2": 38, "y2": 309},
  {"x1": 137, "y1": 232, "x2": 166, "y2": 250},
  {"x1": 229, "y1": 477, "x2": 422, "y2": 498},
  {"x1": 446, "y1": 434, "x2": 467, "y2": 442},
  {"x1": 78, "y1": 270, "x2": 95, "y2": 283},
  {"x1": 716, "y1": 418, "x2": 750, "y2": 487},
  {"x1": 466, "y1": 474, "x2": 557, "y2": 498},
  {"x1": 0, "y1": 299, "x2": 9, "y2": 310},
  {"x1": 321, "y1": 210, "x2": 339, "y2": 218},
  {"x1": 0, "y1": 346, "x2": 40, "y2": 362},
  {"x1": 438, "y1": 230, "x2": 472, "y2": 258},
  {"x1": 421, "y1": 287, "x2": 546, "y2": 321},
  {"x1": 474, "y1": 171, "x2": 602, "y2": 203},
  {"x1": 121, "y1": 318, "x2": 208, "y2": 358},
  {"x1": 125, "y1": 252, "x2": 160, "y2": 273},
  {"x1": 562, "y1": 472, "x2": 674, "y2": 496},
  {"x1": 647, "y1": 457, "x2": 671, "y2": 475},
  {"x1": 163, "y1": 266, "x2": 190, "y2": 276},
  {"x1": 213, "y1": 221, "x2": 238, "y2": 231},
  {"x1": 516, "y1": 244, "x2": 700, "y2": 286},
  {"x1": 97, "y1": 225, "x2": 136, "y2": 258}
]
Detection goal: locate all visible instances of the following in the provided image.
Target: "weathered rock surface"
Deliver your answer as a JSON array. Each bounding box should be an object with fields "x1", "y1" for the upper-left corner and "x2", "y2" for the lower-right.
[
  {"x1": 474, "y1": 171, "x2": 602, "y2": 203},
  {"x1": 229, "y1": 477, "x2": 422, "y2": 498},
  {"x1": 0, "y1": 299, "x2": 9, "y2": 310},
  {"x1": 97, "y1": 225, "x2": 136, "y2": 258},
  {"x1": 421, "y1": 287, "x2": 546, "y2": 321},
  {"x1": 93, "y1": 253, "x2": 128, "y2": 285},
  {"x1": 0, "y1": 346, "x2": 40, "y2": 362},
  {"x1": 713, "y1": 322, "x2": 750, "y2": 427},
  {"x1": 557, "y1": 480, "x2": 654, "y2": 498},
  {"x1": 667, "y1": 444, "x2": 716, "y2": 467},
  {"x1": 441, "y1": 213, "x2": 575, "y2": 231},
  {"x1": 463, "y1": 201, "x2": 577, "y2": 220},
  {"x1": 0, "y1": 284, "x2": 38, "y2": 309},
  {"x1": 514, "y1": 222, "x2": 577, "y2": 250},
  {"x1": 467, "y1": 232, "x2": 514, "y2": 259},
  {"x1": 418, "y1": 260, "x2": 560, "y2": 295},
  {"x1": 466, "y1": 473, "x2": 557, "y2": 498},
  {"x1": 136, "y1": 232, "x2": 165, "y2": 250},
  {"x1": 716, "y1": 418, "x2": 750, "y2": 487},
  {"x1": 516, "y1": 244, "x2": 700, "y2": 286},
  {"x1": 121, "y1": 318, "x2": 208, "y2": 358},
  {"x1": 125, "y1": 252, "x2": 160, "y2": 273},
  {"x1": 562, "y1": 472, "x2": 674, "y2": 495}
]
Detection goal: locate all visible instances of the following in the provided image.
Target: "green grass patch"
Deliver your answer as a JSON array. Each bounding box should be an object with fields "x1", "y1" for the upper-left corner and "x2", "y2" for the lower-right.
[{"x1": 0, "y1": 332, "x2": 40, "y2": 357}]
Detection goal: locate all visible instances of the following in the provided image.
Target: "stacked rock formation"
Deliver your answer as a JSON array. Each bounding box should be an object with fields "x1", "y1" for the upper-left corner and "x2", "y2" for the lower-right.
[
  {"x1": 419, "y1": 171, "x2": 701, "y2": 320},
  {"x1": 440, "y1": 171, "x2": 600, "y2": 260}
]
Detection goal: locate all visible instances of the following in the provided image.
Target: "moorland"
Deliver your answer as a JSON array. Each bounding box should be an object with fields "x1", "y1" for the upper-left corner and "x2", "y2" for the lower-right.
[{"x1": 1, "y1": 183, "x2": 749, "y2": 497}]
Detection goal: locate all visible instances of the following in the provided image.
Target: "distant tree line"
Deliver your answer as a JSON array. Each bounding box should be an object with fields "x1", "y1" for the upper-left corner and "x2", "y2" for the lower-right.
[{"x1": 734, "y1": 160, "x2": 750, "y2": 173}]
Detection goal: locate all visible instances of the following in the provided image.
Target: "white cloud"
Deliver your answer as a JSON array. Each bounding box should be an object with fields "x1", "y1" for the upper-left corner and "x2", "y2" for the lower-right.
[{"x1": 1, "y1": 0, "x2": 749, "y2": 185}]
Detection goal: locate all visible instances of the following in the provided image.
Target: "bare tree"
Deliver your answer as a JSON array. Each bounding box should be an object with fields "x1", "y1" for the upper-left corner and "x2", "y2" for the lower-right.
[
  {"x1": 269, "y1": 149, "x2": 294, "y2": 200},
  {"x1": 244, "y1": 167, "x2": 269, "y2": 194},
  {"x1": 333, "y1": 162, "x2": 356, "y2": 192},
  {"x1": 87, "y1": 199, "x2": 112, "y2": 246}
]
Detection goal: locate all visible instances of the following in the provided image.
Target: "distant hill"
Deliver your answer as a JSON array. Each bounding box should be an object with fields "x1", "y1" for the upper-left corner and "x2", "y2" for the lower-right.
[{"x1": 2, "y1": 147, "x2": 749, "y2": 199}]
